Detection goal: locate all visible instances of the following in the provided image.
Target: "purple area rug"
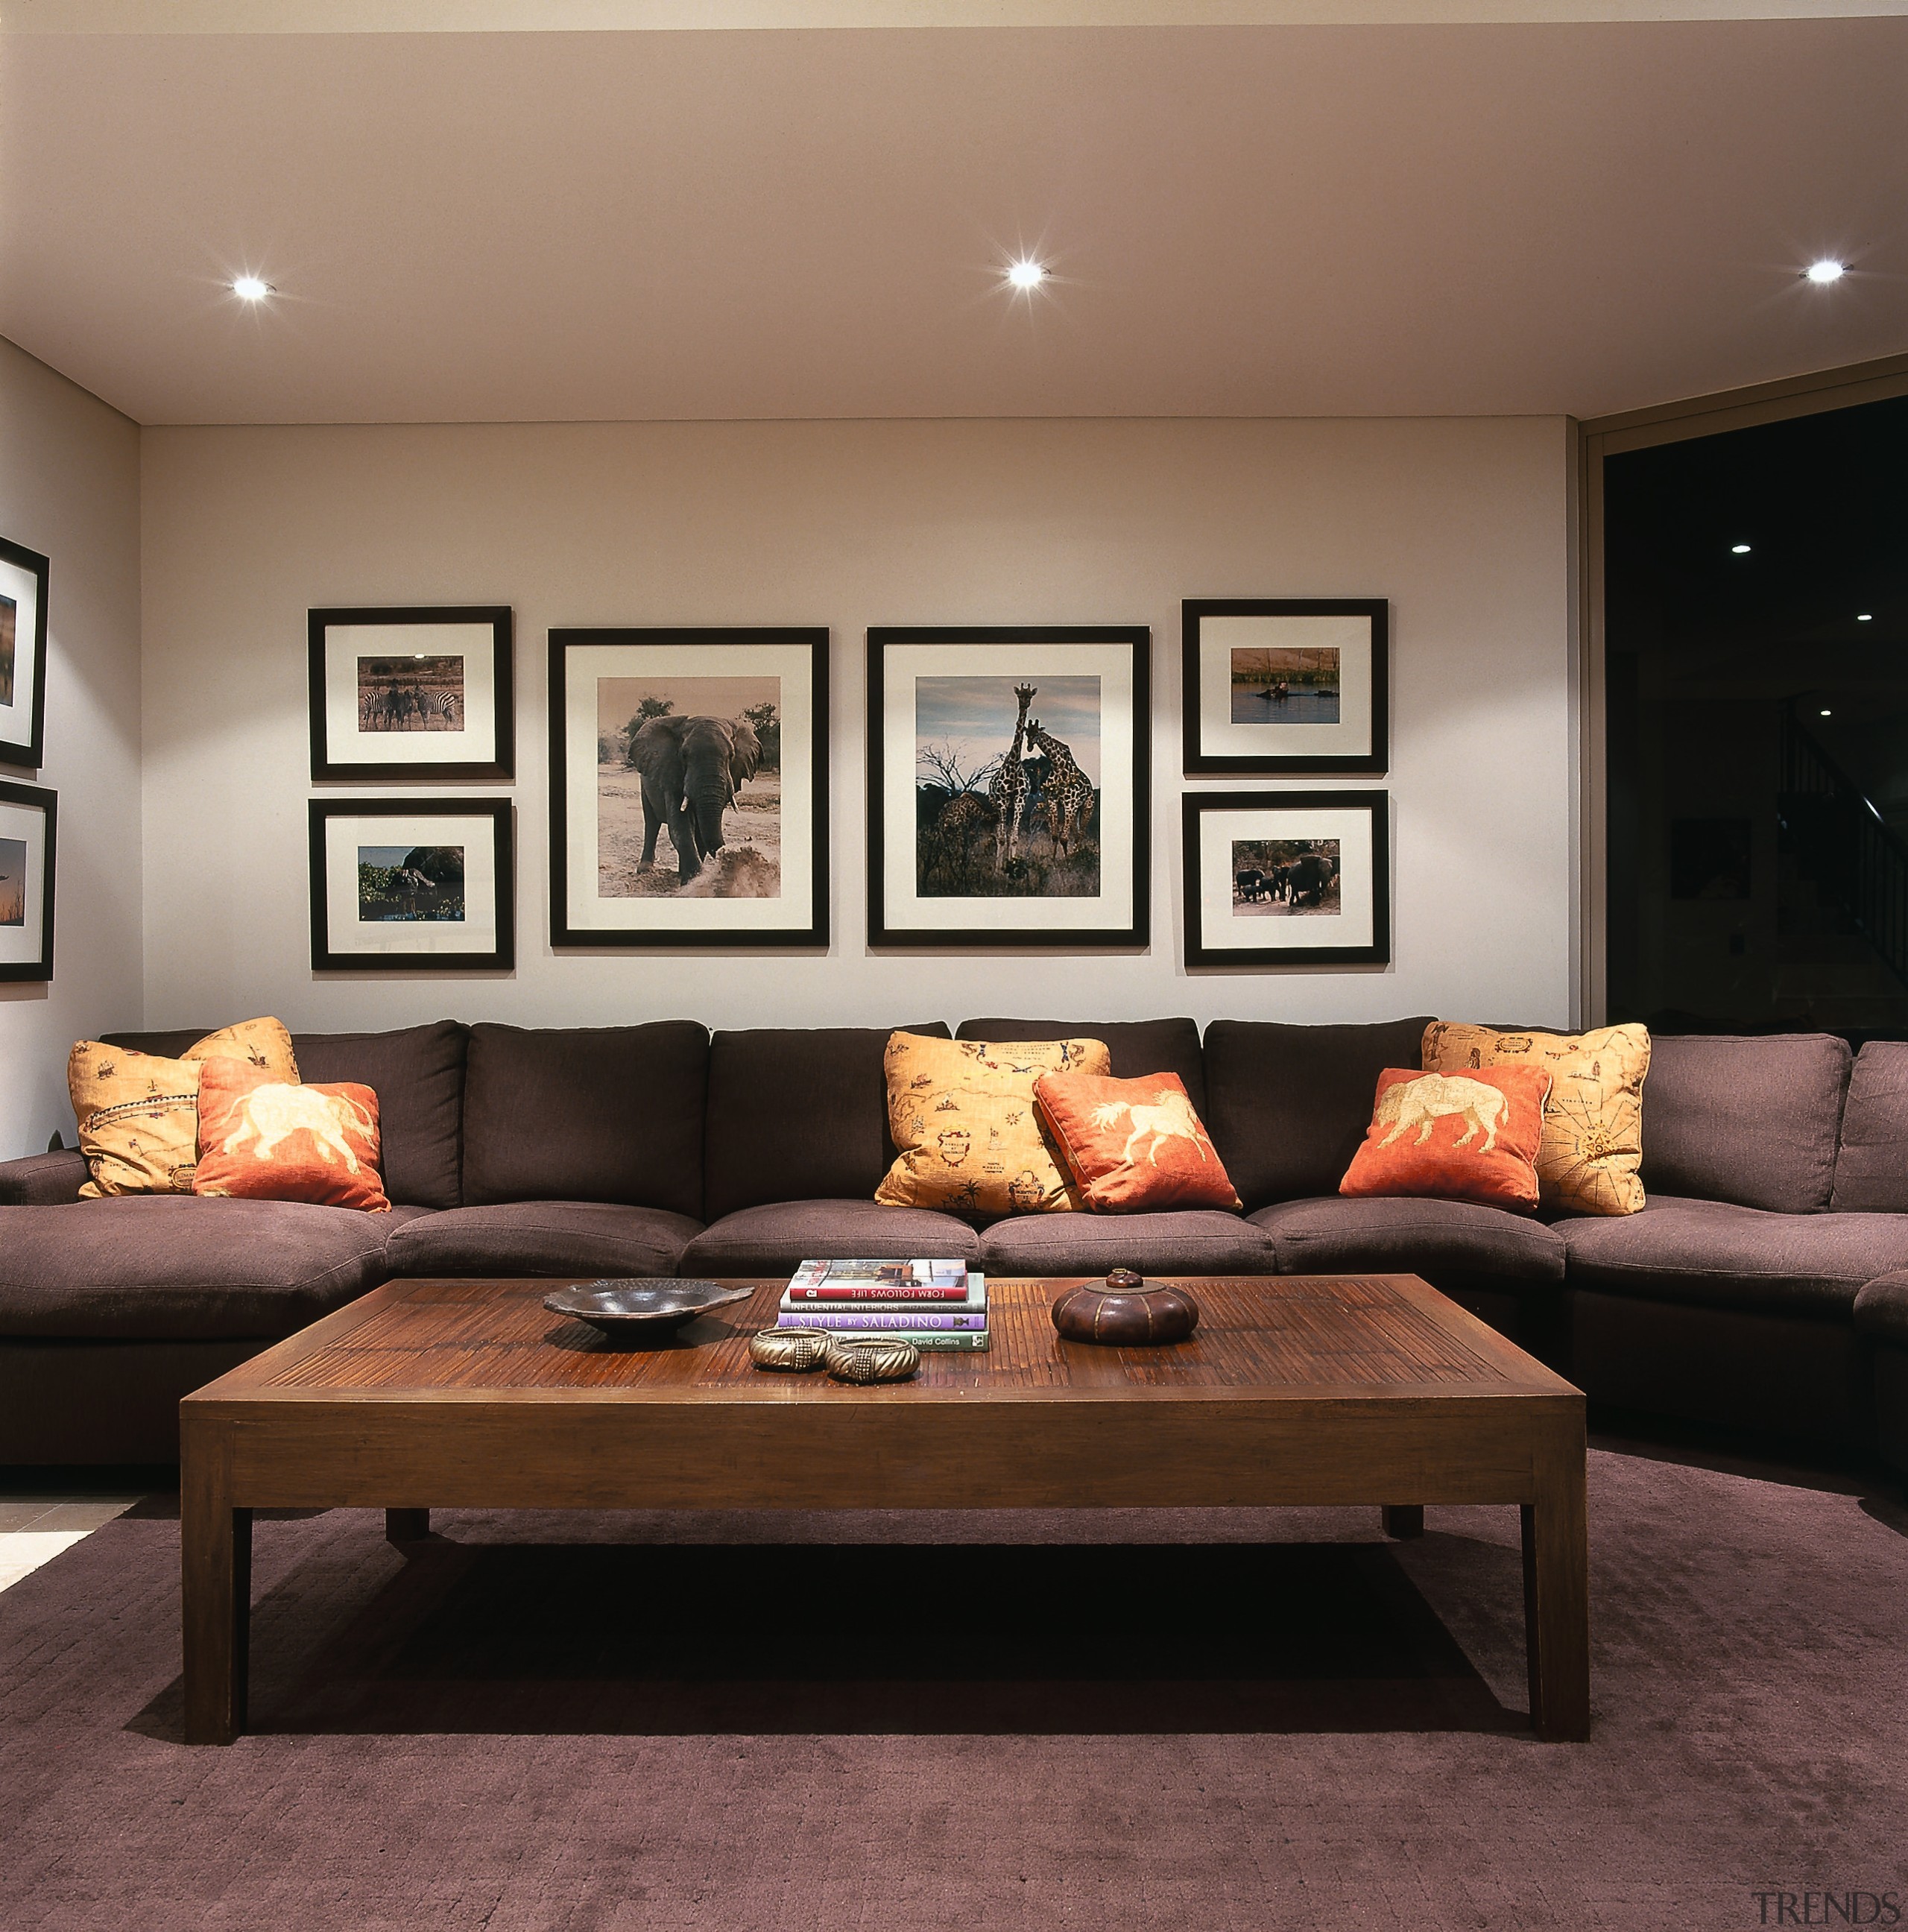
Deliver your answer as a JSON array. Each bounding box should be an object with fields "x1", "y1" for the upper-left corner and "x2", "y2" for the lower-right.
[{"x1": 1, "y1": 1441, "x2": 1905, "y2": 1931}]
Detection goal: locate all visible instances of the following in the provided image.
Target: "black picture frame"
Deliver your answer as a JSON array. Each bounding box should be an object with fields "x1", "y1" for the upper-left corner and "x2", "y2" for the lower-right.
[
  {"x1": 1182, "y1": 597, "x2": 1388, "y2": 775},
  {"x1": 1182, "y1": 788, "x2": 1390, "y2": 967},
  {"x1": 309, "y1": 605, "x2": 514, "y2": 782},
  {"x1": 0, "y1": 777, "x2": 55, "y2": 981},
  {"x1": 0, "y1": 537, "x2": 51, "y2": 771},
  {"x1": 867, "y1": 625, "x2": 1151, "y2": 950},
  {"x1": 308, "y1": 797, "x2": 514, "y2": 972},
  {"x1": 548, "y1": 627, "x2": 830, "y2": 950}
]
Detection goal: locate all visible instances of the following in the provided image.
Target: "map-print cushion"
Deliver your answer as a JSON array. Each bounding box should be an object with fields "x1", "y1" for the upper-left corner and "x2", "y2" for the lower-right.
[
  {"x1": 1423, "y1": 1020, "x2": 1651, "y2": 1217},
  {"x1": 1034, "y1": 1070, "x2": 1241, "y2": 1213},
  {"x1": 69, "y1": 1017, "x2": 300, "y2": 1199},
  {"x1": 192, "y1": 1057, "x2": 390, "y2": 1213},
  {"x1": 875, "y1": 1031, "x2": 1109, "y2": 1217},
  {"x1": 1340, "y1": 1065, "x2": 1552, "y2": 1212}
]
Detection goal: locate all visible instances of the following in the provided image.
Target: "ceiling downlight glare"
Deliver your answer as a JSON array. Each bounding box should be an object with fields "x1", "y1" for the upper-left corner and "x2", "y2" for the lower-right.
[
  {"x1": 1731, "y1": 543, "x2": 1752, "y2": 555},
  {"x1": 1804, "y1": 260, "x2": 1847, "y2": 285},
  {"x1": 231, "y1": 276, "x2": 274, "y2": 302},
  {"x1": 1006, "y1": 259, "x2": 1046, "y2": 291}
]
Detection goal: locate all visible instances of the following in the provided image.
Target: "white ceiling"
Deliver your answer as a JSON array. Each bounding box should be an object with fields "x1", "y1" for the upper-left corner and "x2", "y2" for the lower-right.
[{"x1": 2, "y1": 14, "x2": 1904, "y2": 424}]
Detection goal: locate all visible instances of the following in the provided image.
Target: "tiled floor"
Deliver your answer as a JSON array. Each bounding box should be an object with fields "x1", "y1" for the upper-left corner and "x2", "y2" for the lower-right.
[{"x1": 0, "y1": 1496, "x2": 139, "y2": 1594}]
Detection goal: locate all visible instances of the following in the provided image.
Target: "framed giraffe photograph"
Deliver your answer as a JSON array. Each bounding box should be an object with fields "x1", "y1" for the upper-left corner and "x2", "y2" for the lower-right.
[
  {"x1": 309, "y1": 605, "x2": 514, "y2": 782},
  {"x1": 867, "y1": 625, "x2": 1150, "y2": 948}
]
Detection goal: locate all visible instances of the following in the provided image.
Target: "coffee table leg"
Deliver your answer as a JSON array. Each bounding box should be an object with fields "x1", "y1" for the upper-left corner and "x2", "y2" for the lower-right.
[
  {"x1": 1382, "y1": 1505, "x2": 1424, "y2": 1539},
  {"x1": 1521, "y1": 1433, "x2": 1590, "y2": 1741},
  {"x1": 386, "y1": 1509, "x2": 431, "y2": 1545},
  {"x1": 182, "y1": 1445, "x2": 250, "y2": 1746}
]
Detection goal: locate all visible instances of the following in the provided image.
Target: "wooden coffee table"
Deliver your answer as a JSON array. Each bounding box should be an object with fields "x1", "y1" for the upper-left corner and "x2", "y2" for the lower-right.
[{"x1": 180, "y1": 1273, "x2": 1588, "y2": 1744}]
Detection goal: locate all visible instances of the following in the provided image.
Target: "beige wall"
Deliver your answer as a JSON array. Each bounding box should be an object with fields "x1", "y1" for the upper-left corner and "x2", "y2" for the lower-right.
[
  {"x1": 139, "y1": 415, "x2": 1572, "y2": 1037},
  {"x1": 0, "y1": 339, "x2": 143, "y2": 1159}
]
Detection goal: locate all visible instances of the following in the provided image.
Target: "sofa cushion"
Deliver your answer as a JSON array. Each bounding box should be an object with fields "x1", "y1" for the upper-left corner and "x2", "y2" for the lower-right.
[
  {"x1": 958, "y1": 1017, "x2": 1206, "y2": 1113},
  {"x1": 1853, "y1": 1272, "x2": 1908, "y2": 1348},
  {"x1": 979, "y1": 1209, "x2": 1271, "y2": 1276},
  {"x1": 386, "y1": 1202, "x2": 701, "y2": 1280},
  {"x1": 702, "y1": 1023, "x2": 950, "y2": 1223},
  {"x1": 1639, "y1": 1033, "x2": 1849, "y2": 1214},
  {"x1": 1830, "y1": 1041, "x2": 1908, "y2": 1213},
  {"x1": 1203, "y1": 1017, "x2": 1436, "y2": 1210},
  {"x1": 1250, "y1": 1194, "x2": 1566, "y2": 1285},
  {"x1": 0, "y1": 1196, "x2": 390, "y2": 1340},
  {"x1": 105, "y1": 1021, "x2": 470, "y2": 1209},
  {"x1": 0, "y1": 1147, "x2": 88, "y2": 1207},
  {"x1": 680, "y1": 1200, "x2": 982, "y2": 1278},
  {"x1": 461, "y1": 1022, "x2": 708, "y2": 1218},
  {"x1": 294, "y1": 1022, "x2": 467, "y2": 1209},
  {"x1": 1558, "y1": 1194, "x2": 1908, "y2": 1319}
]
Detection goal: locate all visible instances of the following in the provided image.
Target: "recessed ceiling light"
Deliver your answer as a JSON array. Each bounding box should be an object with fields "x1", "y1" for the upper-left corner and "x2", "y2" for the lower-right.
[
  {"x1": 1857, "y1": 613, "x2": 1874, "y2": 622},
  {"x1": 1820, "y1": 708, "x2": 1833, "y2": 717},
  {"x1": 1006, "y1": 260, "x2": 1046, "y2": 291},
  {"x1": 231, "y1": 276, "x2": 274, "y2": 301},
  {"x1": 1731, "y1": 543, "x2": 1751, "y2": 555},
  {"x1": 1804, "y1": 260, "x2": 1847, "y2": 284}
]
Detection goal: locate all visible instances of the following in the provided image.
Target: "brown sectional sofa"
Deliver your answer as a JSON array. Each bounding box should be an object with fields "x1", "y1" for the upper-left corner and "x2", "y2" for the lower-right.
[{"x1": 3, "y1": 1014, "x2": 1907, "y2": 1476}]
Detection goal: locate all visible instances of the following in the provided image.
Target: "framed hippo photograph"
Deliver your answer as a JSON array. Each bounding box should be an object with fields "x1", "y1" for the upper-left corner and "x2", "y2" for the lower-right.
[
  {"x1": 308, "y1": 797, "x2": 514, "y2": 971},
  {"x1": 867, "y1": 625, "x2": 1151, "y2": 949},
  {"x1": 309, "y1": 605, "x2": 514, "y2": 782},
  {"x1": 547, "y1": 627, "x2": 829, "y2": 949},
  {"x1": 1182, "y1": 598, "x2": 1388, "y2": 774},
  {"x1": 1182, "y1": 789, "x2": 1389, "y2": 967},
  {"x1": 0, "y1": 536, "x2": 51, "y2": 771}
]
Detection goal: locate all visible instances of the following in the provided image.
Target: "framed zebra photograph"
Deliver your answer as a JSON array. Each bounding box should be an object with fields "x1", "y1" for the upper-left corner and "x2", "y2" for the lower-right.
[
  {"x1": 867, "y1": 625, "x2": 1150, "y2": 949},
  {"x1": 309, "y1": 606, "x2": 514, "y2": 782}
]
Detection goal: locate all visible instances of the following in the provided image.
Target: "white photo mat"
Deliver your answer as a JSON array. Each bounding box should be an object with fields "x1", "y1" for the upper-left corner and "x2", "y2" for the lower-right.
[
  {"x1": 1192, "y1": 801, "x2": 1382, "y2": 956},
  {"x1": 1195, "y1": 613, "x2": 1374, "y2": 764},
  {"x1": 879, "y1": 639, "x2": 1137, "y2": 934},
  {"x1": 0, "y1": 550, "x2": 45, "y2": 761},
  {"x1": 560, "y1": 640, "x2": 815, "y2": 932},
  {"x1": 322, "y1": 811, "x2": 501, "y2": 958},
  {"x1": 321, "y1": 621, "x2": 499, "y2": 768},
  {"x1": 0, "y1": 795, "x2": 49, "y2": 967}
]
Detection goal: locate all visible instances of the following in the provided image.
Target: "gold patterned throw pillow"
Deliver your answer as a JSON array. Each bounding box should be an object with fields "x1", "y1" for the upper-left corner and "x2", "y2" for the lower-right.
[
  {"x1": 69, "y1": 1017, "x2": 300, "y2": 1199},
  {"x1": 876, "y1": 1032, "x2": 1111, "y2": 1216},
  {"x1": 1421, "y1": 1020, "x2": 1650, "y2": 1217}
]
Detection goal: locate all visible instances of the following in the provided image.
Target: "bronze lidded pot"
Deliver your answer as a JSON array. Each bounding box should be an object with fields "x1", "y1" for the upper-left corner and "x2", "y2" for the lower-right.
[{"x1": 1051, "y1": 1269, "x2": 1199, "y2": 1347}]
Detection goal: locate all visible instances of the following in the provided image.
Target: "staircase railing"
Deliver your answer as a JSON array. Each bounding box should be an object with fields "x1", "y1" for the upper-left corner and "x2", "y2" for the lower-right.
[{"x1": 1778, "y1": 707, "x2": 1908, "y2": 989}]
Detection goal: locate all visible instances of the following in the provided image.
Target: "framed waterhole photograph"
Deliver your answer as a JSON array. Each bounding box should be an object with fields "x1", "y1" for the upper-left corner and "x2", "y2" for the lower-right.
[
  {"x1": 309, "y1": 798, "x2": 514, "y2": 971},
  {"x1": 1183, "y1": 789, "x2": 1389, "y2": 967},
  {"x1": 868, "y1": 625, "x2": 1150, "y2": 949},
  {"x1": 548, "y1": 628, "x2": 829, "y2": 949},
  {"x1": 309, "y1": 606, "x2": 514, "y2": 781},
  {"x1": 1183, "y1": 599, "x2": 1388, "y2": 775},
  {"x1": 0, "y1": 537, "x2": 51, "y2": 771},
  {"x1": 0, "y1": 777, "x2": 56, "y2": 981}
]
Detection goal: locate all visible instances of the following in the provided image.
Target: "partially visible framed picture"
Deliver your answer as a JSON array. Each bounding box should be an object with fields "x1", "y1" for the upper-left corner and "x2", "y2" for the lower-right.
[
  {"x1": 309, "y1": 798, "x2": 514, "y2": 972},
  {"x1": 1182, "y1": 598, "x2": 1387, "y2": 774},
  {"x1": 309, "y1": 606, "x2": 514, "y2": 781},
  {"x1": 1183, "y1": 789, "x2": 1389, "y2": 967},
  {"x1": 0, "y1": 537, "x2": 50, "y2": 771},
  {"x1": 0, "y1": 779, "x2": 56, "y2": 981},
  {"x1": 868, "y1": 625, "x2": 1150, "y2": 949},
  {"x1": 549, "y1": 627, "x2": 828, "y2": 949}
]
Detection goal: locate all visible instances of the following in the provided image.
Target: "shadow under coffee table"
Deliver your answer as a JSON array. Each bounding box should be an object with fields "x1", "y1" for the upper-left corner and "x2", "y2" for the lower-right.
[{"x1": 180, "y1": 1273, "x2": 1589, "y2": 1743}]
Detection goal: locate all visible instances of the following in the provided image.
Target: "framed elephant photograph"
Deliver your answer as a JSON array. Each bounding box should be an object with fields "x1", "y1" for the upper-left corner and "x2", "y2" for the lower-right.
[
  {"x1": 867, "y1": 625, "x2": 1150, "y2": 949},
  {"x1": 547, "y1": 628, "x2": 829, "y2": 949},
  {"x1": 309, "y1": 605, "x2": 514, "y2": 782},
  {"x1": 308, "y1": 797, "x2": 514, "y2": 972},
  {"x1": 1182, "y1": 789, "x2": 1389, "y2": 967},
  {"x1": 1182, "y1": 597, "x2": 1388, "y2": 775}
]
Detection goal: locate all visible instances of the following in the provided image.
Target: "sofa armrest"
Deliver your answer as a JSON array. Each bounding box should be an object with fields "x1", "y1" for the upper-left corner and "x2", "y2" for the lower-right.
[{"x1": 0, "y1": 1147, "x2": 89, "y2": 1207}]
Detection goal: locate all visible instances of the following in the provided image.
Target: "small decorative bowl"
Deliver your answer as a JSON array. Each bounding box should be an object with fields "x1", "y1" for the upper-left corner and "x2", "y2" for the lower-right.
[
  {"x1": 749, "y1": 1326, "x2": 833, "y2": 1372},
  {"x1": 1052, "y1": 1268, "x2": 1200, "y2": 1347},
  {"x1": 824, "y1": 1336, "x2": 920, "y2": 1384},
  {"x1": 543, "y1": 1278, "x2": 753, "y2": 1345}
]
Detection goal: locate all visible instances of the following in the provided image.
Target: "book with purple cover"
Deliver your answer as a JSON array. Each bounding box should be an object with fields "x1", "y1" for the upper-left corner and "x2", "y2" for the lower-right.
[{"x1": 775, "y1": 1309, "x2": 987, "y2": 1330}]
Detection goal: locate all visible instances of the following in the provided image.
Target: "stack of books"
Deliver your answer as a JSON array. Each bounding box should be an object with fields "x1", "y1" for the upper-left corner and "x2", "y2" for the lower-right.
[{"x1": 779, "y1": 1258, "x2": 989, "y2": 1352}]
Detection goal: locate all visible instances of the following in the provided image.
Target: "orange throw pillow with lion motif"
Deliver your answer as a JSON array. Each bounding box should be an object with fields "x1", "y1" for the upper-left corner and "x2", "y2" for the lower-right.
[
  {"x1": 1339, "y1": 1065, "x2": 1552, "y2": 1212},
  {"x1": 1034, "y1": 1071, "x2": 1241, "y2": 1213},
  {"x1": 191, "y1": 1058, "x2": 391, "y2": 1213}
]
